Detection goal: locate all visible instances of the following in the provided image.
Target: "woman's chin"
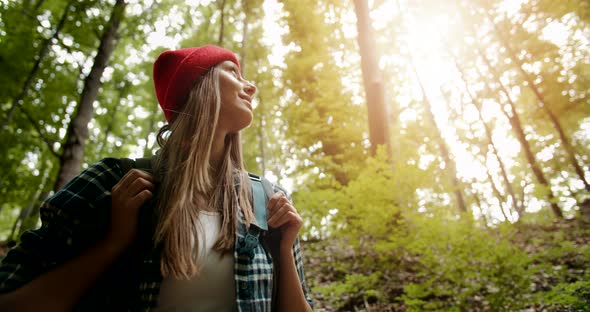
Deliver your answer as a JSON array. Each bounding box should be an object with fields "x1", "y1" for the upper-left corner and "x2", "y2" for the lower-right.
[{"x1": 232, "y1": 116, "x2": 254, "y2": 132}]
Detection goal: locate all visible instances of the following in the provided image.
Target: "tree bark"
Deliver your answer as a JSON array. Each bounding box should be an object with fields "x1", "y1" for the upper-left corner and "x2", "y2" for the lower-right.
[
  {"x1": 2, "y1": 0, "x2": 73, "y2": 131},
  {"x1": 485, "y1": 9, "x2": 590, "y2": 193},
  {"x1": 353, "y1": 0, "x2": 390, "y2": 157},
  {"x1": 53, "y1": 0, "x2": 127, "y2": 191}
]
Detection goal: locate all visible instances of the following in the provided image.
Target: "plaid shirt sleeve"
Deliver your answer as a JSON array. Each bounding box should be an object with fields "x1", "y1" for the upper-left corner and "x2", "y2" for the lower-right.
[{"x1": 0, "y1": 158, "x2": 123, "y2": 293}]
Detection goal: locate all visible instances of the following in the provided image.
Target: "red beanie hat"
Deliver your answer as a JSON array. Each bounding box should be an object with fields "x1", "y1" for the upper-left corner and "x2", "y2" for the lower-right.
[{"x1": 153, "y1": 45, "x2": 240, "y2": 123}]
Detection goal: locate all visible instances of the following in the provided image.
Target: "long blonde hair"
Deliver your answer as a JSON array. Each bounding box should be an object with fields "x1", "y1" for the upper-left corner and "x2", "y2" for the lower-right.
[{"x1": 153, "y1": 66, "x2": 255, "y2": 279}]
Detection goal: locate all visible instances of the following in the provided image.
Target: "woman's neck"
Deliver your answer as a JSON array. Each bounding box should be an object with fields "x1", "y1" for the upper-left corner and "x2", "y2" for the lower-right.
[{"x1": 209, "y1": 130, "x2": 227, "y2": 174}]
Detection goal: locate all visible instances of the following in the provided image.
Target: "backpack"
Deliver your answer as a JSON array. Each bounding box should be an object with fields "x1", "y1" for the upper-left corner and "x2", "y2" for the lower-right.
[{"x1": 118, "y1": 156, "x2": 281, "y2": 309}]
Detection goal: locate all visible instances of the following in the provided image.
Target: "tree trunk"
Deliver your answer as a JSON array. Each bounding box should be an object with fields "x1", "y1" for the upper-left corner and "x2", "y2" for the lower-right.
[
  {"x1": 470, "y1": 189, "x2": 489, "y2": 227},
  {"x1": 240, "y1": 2, "x2": 250, "y2": 77},
  {"x1": 9, "y1": 159, "x2": 51, "y2": 241},
  {"x1": 142, "y1": 111, "x2": 157, "y2": 157},
  {"x1": 484, "y1": 162, "x2": 511, "y2": 221},
  {"x1": 469, "y1": 62, "x2": 524, "y2": 217},
  {"x1": 475, "y1": 46, "x2": 563, "y2": 218},
  {"x1": 409, "y1": 60, "x2": 467, "y2": 213},
  {"x1": 487, "y1": 11, "x2": 590, "y2": 193},
  {"x1": 53, "y1": 0, "x2": 127, "y2": 191},
  {"x1": 1, "y1": 0, "x2": 73, "y2": 131},
  {"x1": 10, "y1": 195, "x2": 37, "y2": 241},
  {"x1": 353, "y1": 0, "x2": 390, "y2": 157},
  {"x1": 239, "y1": 2, "x2": 266, "y2": 173},
  {"x1": 449, "y1": 52, "x2": 522, "y2": 218},
  {"x1": 98, "y1": 84, "x2": 126, "y2": 155},
  {"x1": 257, "y1": 97, "x2": 267, "y2": 174},
  {"x1": 16, "y1": 191, "x2": 50, "y2": 239},
  {"x1": 217, "y1": 0, "x2": 227, "y2": 46}
]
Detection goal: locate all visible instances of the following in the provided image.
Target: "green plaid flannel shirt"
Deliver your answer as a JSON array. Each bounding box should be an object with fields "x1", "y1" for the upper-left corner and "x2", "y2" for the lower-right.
[{"x1": 0, "y1": 158, "x2": 313, "y2": 311}]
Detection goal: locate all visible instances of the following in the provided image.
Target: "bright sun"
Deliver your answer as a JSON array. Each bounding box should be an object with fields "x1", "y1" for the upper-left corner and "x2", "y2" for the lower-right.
[{"x1": 372, "y1": 0, "x2": 537, "y2": 221}]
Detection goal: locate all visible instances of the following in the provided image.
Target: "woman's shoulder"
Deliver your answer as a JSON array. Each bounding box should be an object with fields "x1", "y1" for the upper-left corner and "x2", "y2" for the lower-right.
[
  {"x1": 82, "y1": 157, "x2": 125, "y2": 181},
  {"x1": 48, "y1": 158, "x2": 124, "y2": 207},
  {"x1": 39, "y1": 158, "x2": 126, "y2": 245}
]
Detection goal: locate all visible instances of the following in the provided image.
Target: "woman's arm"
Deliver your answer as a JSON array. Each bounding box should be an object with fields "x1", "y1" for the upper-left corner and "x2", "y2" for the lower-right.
[
  {"x1": 0, "y1": 238, "x2": 128, "y2": 312},
  {"x1": 0, "y1": 168, "x2": 154, "y2": 312},
  {"x1": 267, "y1": 193, "x2": 313, "y2": 311},
  {"x1": 277, "y1": 243, "x2": 313, "y2": 312}
]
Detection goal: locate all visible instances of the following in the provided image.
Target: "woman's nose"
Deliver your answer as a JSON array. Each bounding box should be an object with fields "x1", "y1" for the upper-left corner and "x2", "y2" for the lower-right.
[{"x1": 243, "y1": 80, "x2": 257, "y2": 96}]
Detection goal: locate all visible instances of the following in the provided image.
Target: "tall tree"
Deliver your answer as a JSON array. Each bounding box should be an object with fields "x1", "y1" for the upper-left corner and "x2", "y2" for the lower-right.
[
  {"x1": 54, "y1": 0, "x2": 127, "y2": 190},
  {"x1": 410, "y1": 60, "x2": 467, "y2": 213},
  {"x1": 217, "y1": 0, "x2": 227, "y2": 45},
  {"x1": 474, "y1": 44, "x2": 563, "y2": 218},
  {"x1": 484, "y1": 9, "x2": 590, "y2": 193},
  {"x1": 280, "y1": 0, "x2": 367, "y2": 186},
  {"x1": 353, "y1": 0, "x2": 390, "y2": 157},
  {"x1": 448, "y1": 0, "x2": 565, "y2": 218},
  {"x1": 239, "y1": 0, "x2": 267, "y2": 173},
  {"x1": 448, "y1": 51, "x2": 522, "y2": 217}
]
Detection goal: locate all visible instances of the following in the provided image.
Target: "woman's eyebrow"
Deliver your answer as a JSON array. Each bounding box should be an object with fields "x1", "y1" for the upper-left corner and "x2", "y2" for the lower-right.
[
  {"x1": 225, "y1": 62, "x2": 238, "y2": 70},
  {"x1": 223, "y1": 63, "x2": 237, "y2": 74}
]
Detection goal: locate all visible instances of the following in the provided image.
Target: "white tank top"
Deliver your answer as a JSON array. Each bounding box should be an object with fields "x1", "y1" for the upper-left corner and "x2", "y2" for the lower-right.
[{"x1": 155, "y1": 211, "x2": 236, "y2": 312}]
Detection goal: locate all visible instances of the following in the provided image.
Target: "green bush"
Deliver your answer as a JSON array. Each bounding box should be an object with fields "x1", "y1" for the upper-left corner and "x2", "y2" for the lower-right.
[
  {"x1": 400, "y1": 215, "x2": 533, "y2": 311},
  {"x1": 315, "y1": 273, "x2": 383, "y2": 310},
  {"x1": 535, "y1": 280, "x2": 590, "y2": 310},
  {"x1": 302, "y1": 154, "x2": 589, "y2": 311}
]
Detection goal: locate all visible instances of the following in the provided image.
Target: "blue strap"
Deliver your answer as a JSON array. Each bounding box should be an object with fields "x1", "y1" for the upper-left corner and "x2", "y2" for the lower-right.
[
  {"x1": 251, "y1": 178, "x2": 269, "y2": 231},
  {"x1": 237, "y1": 173, "x2": 274, "y2": 258}
]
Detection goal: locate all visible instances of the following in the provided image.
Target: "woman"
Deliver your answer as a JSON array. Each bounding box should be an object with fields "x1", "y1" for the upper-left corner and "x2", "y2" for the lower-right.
[{"x1": 0, "y1": 45, "x2": 313, "y2": 311}]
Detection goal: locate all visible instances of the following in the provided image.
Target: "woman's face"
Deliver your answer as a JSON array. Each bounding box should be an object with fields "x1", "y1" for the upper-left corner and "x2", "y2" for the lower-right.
[{"x1": 216, "y1": 60, "x2": 257, "y2": 134}]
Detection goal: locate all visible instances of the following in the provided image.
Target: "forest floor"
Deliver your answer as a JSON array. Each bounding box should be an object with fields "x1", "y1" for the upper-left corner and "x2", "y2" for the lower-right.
[
  {"x1": 0, "y1": 219, "x2": 588, "y2": 311},
  {"x1": 304, "y1": 218, "x2": 590, "y2": 311}
]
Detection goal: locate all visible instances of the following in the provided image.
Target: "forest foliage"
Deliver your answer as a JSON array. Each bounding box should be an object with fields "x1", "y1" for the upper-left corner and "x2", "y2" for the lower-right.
[{"x1": 0, "y1": 0, "x2": 589, "y2": 310}]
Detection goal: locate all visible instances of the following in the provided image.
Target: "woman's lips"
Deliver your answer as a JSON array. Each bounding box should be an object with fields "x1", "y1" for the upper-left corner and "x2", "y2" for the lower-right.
[{"x1": 240, "y1": 95, "x2": 253, "y2": 110}]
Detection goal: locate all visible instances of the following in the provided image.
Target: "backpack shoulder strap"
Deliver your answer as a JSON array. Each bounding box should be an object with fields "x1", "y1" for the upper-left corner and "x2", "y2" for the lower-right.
[
  {"x1": 119, "y1": 157, "x2": 155, "y2": 175},
  {"x1": 119, "y1": 157, "x2": 136, "y2": 175},
  {"x1": 248, "y1": 173, "x2": 282, "y2": 312},
  {"x1": 117, "y1": 156, "x2": 158, "y2": 247},
  {"x1": 135, "y1": 157, "x2": 153, "y2": 173},
  {"x1": 248, "y1": 172, "x2": 274, "y2": 231},
  {"x1": 237, "y1": 173, "x2": 279, "y2": 257}
]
